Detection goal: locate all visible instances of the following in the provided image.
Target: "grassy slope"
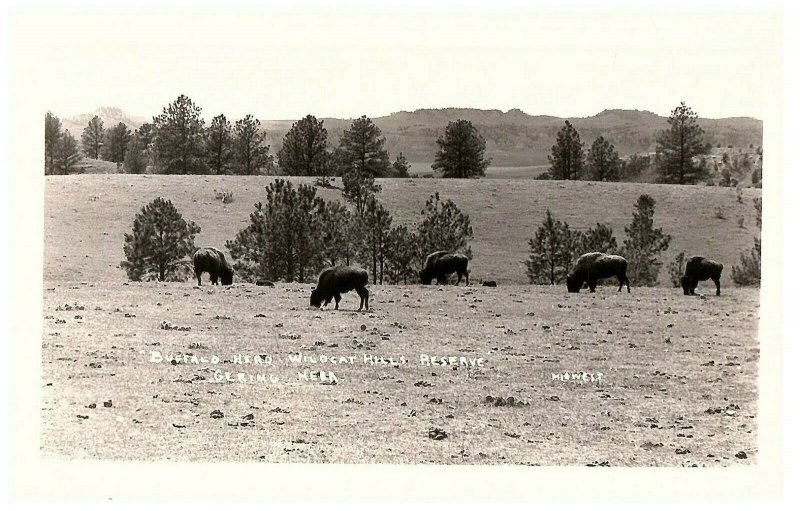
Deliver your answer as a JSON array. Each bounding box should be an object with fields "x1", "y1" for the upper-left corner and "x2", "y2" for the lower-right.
[{"x1": 44, "y1": 175, "x2": 762, "y2": 286}]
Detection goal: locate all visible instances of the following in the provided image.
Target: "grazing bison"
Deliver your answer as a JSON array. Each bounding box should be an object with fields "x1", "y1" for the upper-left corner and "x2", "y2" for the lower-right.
[
  {"x1": 681, "y1": 256, "x2": 723, "y2": 296},
  {"x1": 566, "y1": 252, "x2": 630, "y2": 293},
  {"x1": 420, "y1": 251, "x2": 470, "y2": 286},
  {"x1": 310, "y1": 266, "x2": 369, "y2": 311},
  {"x1": 192, "y1": 247, "x2": 234, "y2": 286}
]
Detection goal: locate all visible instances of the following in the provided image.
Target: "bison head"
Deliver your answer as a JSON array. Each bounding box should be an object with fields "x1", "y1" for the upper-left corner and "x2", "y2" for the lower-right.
[
  {"x1": 220, "y1": 265, "x2": 234, "y2": 286},
  {"x1": 680, "y1": 275, "x2": 691, "y2": 295},
  {"x1": 309, "y1": 287, "x2": 323, "y2": 308},
  {"x1": 566, "y1": 274, "x2": 582, "y2": 293}
]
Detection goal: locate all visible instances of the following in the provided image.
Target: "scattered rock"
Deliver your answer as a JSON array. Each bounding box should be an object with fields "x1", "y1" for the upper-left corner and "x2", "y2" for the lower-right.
[
  {"x1": 210, "y1": 410, "x2": 224, "y2": 419},
  {"x1": 735, "y1": 451, "x2": 748, "y2": 459},
  {"x1": 103, "y1": 400, "x2": 112, "y2": 408},
  {"x1": 428, "y1": 428, "x2": 448, "y2": 440}
]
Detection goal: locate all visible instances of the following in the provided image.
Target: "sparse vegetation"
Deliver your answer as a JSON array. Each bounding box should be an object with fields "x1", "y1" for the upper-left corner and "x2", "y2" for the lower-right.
[{"x1": 731, "y1": 198, "x2": 761, "y2": 286}]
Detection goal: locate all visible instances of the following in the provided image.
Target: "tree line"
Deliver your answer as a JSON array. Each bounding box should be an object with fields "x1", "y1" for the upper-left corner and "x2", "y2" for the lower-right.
[
  {"x1": 45, "y1": 94, "x2": 487, "y2": 180},
  {"x1": 542, "y1": 102, "x2": 761, "y2": 186},
  {"x1": 122, "y1": 181, "x2": 760, "y2": 288},
  {"x1": 47, "y1": 97, "x2": 760, "y2": 186}
]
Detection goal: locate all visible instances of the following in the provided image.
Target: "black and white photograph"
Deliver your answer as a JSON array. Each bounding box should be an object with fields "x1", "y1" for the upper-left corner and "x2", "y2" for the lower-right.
[{"x1": 7, "y1": 0, "x2": 789, "y2": 502}]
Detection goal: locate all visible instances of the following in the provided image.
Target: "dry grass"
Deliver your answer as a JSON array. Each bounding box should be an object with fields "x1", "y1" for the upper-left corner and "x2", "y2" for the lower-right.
[
  {"x1": 44, "y1": 175, "x2": 762, "y2": 286},
  {"x1": 41, "y1": 282, "x2": 759, "y2": 465}
]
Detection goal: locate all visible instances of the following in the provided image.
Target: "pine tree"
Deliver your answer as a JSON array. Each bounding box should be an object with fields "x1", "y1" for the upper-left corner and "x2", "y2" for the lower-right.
[
  {"x1": 621, "y1": 194, "x2": 672, "y2": 286},
  {"x1": 102, "y1": 122, "x2": 132, "y2": 163},
  {"x1": 667, "y1": 251, "x2": 686, "y2": 288},
  {"x1": 547, "y1": 120, "x2": 585, "y2": 180},
  {"x1": 151, "y1": 95, "x2": 207, "y2": 174},
  {"x1": 44, "y1": 112, "x2": 62, "y2": 175},
  {"x1": 656, "y1": 102, "x2": 709, "y2": 184},
  {"x1": 416, "y1": 192, "x2": 473, "y2": 260},
  {"x1": 277, "y1": 114, "x2": 331, "y2": 176},
  {"x1": 385, "y1": 225, "x2": 419, "y2": 284},
  {"x1": 205, "y1": 114, "x2": 233, "y2": 175},
  {"x1": 338, "y1": 115, "x2": 390, "y2": 177},
  {"x1": 232, "y1": 114, "x2": 273, "y2": 175},
  {"x1": 431, "y1": 119, "x2": 490, "y2": 178},
  {"x1": 318, "y1": 201, "x2": 357, "y2": 267},
  {"x1": 732, "y1": 198, "x2": 761, "y2": 285},
  {"x1": 226, "y1": 180, "x2": 326, "y2": 282},
  {"x1": 81, "y1": 115, "x2": 105, "y2": 159},
  {"x1": 587, "y1": 136, "x2": 621, "y2": 181},
  {"x1": 124, "y1": 129, "x2": 150, "y2": 174},
  {"x1": 121, "y1": 197, "x2": 201, "y2": 281},
  {"x1": 342, "y1": 169, "x2": 382, "y2": 217},
  {"x1": 391, "y1": 152, "x2": 411, "y2": 178},
  {"x1": 55, "y1": 130, "x2": 82, "y2": 174},
  {"x1": 525, "y1": 209, "x2": 578, "y2": 285},
  {"x1": 577, "y1": 223, "x2": 618, "y2": 256},
  {"x1": 359, "y1": 197, "x2": 394, "y2": 284}
]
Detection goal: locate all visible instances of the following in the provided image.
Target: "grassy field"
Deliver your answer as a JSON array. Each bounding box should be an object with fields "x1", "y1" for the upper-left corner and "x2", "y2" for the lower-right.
[
  {"x1": 41, "y1": 281, "x2": 759, "y2": 465},
  {"x1": 44, "y1": 175, "x2": 762, "y2": 286},
  {"x1": 41, "y1": 175, "x2": 760, "y2": 465}
]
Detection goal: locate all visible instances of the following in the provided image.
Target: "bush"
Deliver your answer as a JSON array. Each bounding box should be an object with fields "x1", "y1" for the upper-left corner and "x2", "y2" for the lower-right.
[
  {"x1": 416, "y1": 192, "x2": 473, "y2": 262},
  {"x1": 731, "y1": 198, "x2": 761, "y2": 286},
  {"x1": 667, "y1": 252, "x2": 686, "y2": 288},
  {"x1": 120, "y1": 197, "x2": 200, "y2": 281}
]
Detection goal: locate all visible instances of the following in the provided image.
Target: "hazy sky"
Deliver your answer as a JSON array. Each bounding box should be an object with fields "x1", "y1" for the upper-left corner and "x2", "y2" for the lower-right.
[{"x1": 11, "y1": 1, "x2": 782, "y2": 121}]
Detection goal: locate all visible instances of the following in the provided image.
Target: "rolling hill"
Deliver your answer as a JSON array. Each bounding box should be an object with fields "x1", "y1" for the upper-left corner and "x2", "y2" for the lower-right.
[{"x1": 44, "y1": 175, "x2": 762, "y2": 287}]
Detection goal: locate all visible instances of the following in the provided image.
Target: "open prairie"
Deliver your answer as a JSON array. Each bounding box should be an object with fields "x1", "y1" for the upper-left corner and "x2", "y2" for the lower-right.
[
  {"x1": 44, "y1": 175, "x2": 762, "y2": 286},
  {"x1": 40, "y1": 175, "x2": 760, "y2": 465},
  {"x1": 41, "y1": 281, "x2": 758, "y2": 465}
]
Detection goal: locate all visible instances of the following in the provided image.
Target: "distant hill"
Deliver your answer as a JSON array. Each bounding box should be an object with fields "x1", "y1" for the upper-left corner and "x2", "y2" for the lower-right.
[
  {"x1": 62, "y1": 107, "x2": 762, "y2": 168},
  {"x1": 262, "y1": 108, "x2": 762, "y2": 167}
]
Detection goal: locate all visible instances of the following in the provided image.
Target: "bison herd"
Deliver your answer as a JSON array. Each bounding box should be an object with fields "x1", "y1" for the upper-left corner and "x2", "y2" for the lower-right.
[{"x1": 192, "y1": 246, "x2": 725, "y2": 311}]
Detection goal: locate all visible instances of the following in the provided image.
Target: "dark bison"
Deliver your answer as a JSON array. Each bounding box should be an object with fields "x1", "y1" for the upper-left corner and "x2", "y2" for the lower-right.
[
  {"x1": 681, "y1": 256, "x2": 723, "y2": 296},
  {"x1": 192, "y1": 247, "x2": 234, "y2": 286},
  {"x1": 566, "y1": 252, "x2": 630, "y2": 293},
  {"x1": 310, "y1": 266, "x2": 369, "y2": 311},
  {"x1": 420, "y1": 251, "x2": 470, "y2": 286}
]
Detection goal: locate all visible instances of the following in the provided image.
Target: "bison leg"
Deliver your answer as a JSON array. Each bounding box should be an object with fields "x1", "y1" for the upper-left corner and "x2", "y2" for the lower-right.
[
  {"x1": 624, "y1": 275, "x2": 630, "y2": 293},
  {"x1": 588, "y1": 276, "x2": 597, "y2": 293},
  {"x1": 334, "y1": 293, "x2": 342, "y2": 310},
  {"x1": 465, "y1": 270, "x2": 469, "y2": 286},
  {"x1": 356, "y1": 287, "x2": 369, "y2": 311},
  {"x1": 455, "y1": 272, "x2": 462, "y2": 285},
  {"x1": 196, "y1": 271, "x2": 202, "y2": 286},
  {"x1": 713, "y1": 278, "x2": 721, "y2": 296}
]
